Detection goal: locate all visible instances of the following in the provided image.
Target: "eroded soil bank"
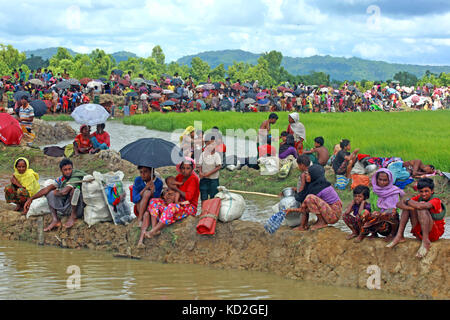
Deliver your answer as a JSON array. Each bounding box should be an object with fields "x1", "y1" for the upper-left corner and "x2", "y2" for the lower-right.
[{"x1": 0, "y1": 201, "x2": 447, "y2": 300}]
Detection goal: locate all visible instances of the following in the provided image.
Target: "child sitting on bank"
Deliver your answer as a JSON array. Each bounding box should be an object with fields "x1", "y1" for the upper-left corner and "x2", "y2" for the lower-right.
[
  {"x1": 164, "y1": 176, "x2": 187, "y2": 205},
  {"x1": 342, "y1": 185, "x2": 372, "y2": 240},
  {"x1": 332, "y1": 139, "x2": 359, "y2": 189},
  {"x1": 387, "y1": 178, "x2": 446, "y2": 259}
]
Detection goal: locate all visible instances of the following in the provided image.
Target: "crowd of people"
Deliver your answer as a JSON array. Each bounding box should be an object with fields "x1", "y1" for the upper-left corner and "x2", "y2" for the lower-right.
[
  {"x1": 1, "y1": 68, "x2": 449, "y2": 116},
  {"x1": 2, "y1": 104, "x2": 445, "y2": 259}
]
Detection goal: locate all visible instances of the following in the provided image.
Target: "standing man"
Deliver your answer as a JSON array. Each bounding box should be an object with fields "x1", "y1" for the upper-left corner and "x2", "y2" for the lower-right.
[
  {"x1": 24, "y1": 159, "x2": 86, "y2": 231},
  {"x1": 18, "y1": 95, "x2": 34, "y2": 133}
]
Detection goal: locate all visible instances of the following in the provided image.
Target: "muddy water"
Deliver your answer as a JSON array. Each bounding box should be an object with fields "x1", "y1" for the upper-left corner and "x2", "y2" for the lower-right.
[
  {"x1": 45, "y1": 120, "x2": 258, "y2": 158},
  {"x1": 0, "y1": 239, "x2": 411, "y2": 300}
]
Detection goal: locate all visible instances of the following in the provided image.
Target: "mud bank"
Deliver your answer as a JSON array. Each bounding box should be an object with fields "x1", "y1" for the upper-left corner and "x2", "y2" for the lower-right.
[
  {"x1": 0, "y1": 202, "x2": 447, "y2": 299},
  {"x1": 32, "y1": 119, "x2": 77, "y2": 146}
]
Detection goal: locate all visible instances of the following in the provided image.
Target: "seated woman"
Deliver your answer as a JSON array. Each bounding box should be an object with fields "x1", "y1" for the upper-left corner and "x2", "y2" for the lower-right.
[
  {"x1": 137, "y1": 157, "x2": 199, "y2": 246},
  {"x1": 73, "y1": 125, "x2": 96, "y2": 155},
  {"x1": 132, "y1": 166, "x2": 163, "y2": 226},
  {"x1": 286, "y1": 164, "x2": 342, "y2": 231},
  {"x1": 355, "y1": 168, "x2": 404, "y2": 242},
  {"x1": 4, "y1": 158, "x2": 40, "y2": 213},
  {"x1": 279, "y1": 133, "x2": 298, "y2": 160},
  {"x1": 90, "y1": 123, "x2": 110, "y2": 150}
]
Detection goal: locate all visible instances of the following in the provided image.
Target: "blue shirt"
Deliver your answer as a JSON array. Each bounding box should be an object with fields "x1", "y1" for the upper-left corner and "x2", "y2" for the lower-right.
[{"x1": 132, "y1": 176, "x2": 163, "y2": 204}]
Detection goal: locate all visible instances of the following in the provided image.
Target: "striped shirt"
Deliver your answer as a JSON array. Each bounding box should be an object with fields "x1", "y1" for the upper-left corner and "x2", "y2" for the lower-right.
[{"x1": 19, "y1": 105, "x2": 34, "y2": 130}]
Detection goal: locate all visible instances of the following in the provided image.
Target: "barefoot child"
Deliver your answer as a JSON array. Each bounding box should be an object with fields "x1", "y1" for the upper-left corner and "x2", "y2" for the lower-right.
[
  {"x1": 302, "y1": 136, "x2": 330, "y2": 166},
  {"x1": 387, "y1": 178, "x2": 445, "y2": 258},
  {"x1": 198, "y1": 134, "x2": 222, "y2": 201},
  {"x1": 342, "y1": 185, "x2": 371, "y2": 240},
  {"x1": 4, "y1": 158, "x2": 40, "y2": 213},
  {"x1": 355, "y1": 169, "x2": 403, "y2": 242}
]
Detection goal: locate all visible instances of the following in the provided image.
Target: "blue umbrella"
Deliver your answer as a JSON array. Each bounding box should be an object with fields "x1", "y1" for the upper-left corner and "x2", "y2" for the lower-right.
[
  {"x1": 163, "y1": 100, "x2": 175, "y2": 106},
  {"x1": 257, "y1": 98, "x2": 270, "y2": 106},
  {"x1": 387, "y1": 88, "x2": 397, "y2": 94},
  {"x1": 126, "y1": 91, "x2": 138, "y2": 97},
  {"x1": 119, "y1": 138, "x2": 184, "y2": 169},
  {"x1": 196, "y1": 99, "x2": 206, "y2": 110}
]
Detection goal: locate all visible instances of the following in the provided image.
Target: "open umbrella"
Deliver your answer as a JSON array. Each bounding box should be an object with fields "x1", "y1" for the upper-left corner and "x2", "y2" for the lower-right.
[
  {"x1": 425, "y1": 83, "x2": 434, "y2": 88},
  {"x1": 172, "y1": 78, "x2": 183, "y2": 86},
  {"x1": 213, "y1": 82, "x2": 221, "y2": 89},
  {"x1": 162, "y1": 100, "x2": 175, "y2": 106},
  {"x1": 87, "y1": 81, "x2": 104, "y2": 88},
  {"x1": 119, "y1": 79, "x2": 131, "y2": 87},
  {"x1": 68, "y1": 78, "x2": 80, "y2": 86},
  {"x1": 2, "y1": 75, "x2": 11, "y2": 80},
  {"x1": 151, "y1": 86, "x2": 162, "y2": 92},
  {"x1": 98, "y1": 77, "x2": 107, "y2": 82},
  {"x1": 169, "y1": 93, "x2": 181, "y2": 99},
  {"x1": 112, "y1": 69, "x2": 123, "y2": 76},
  {"x1": 387, "y1": 88, "x2": 398, "y2": 95},
  {"x1": 55, "y1": 81, "x2": 71, "y2": 90},
  {"x1": 71, "y1": 104, "x2": 110, "y2": 126},
  {"x1": 132, "y1": 78, "x2": 145, "y2": 85},
  {"x1": 245, "y1": 92, "x2": 257, "y2": 100},
  {"x1": 162, "y1": 89, "x2": 173, "y2": 94},
  {"x1": 80, "y1": 78, "x2": 92, "y2": 85},
  {"x1": 13, "y1": 91, "x2": 31, "y2": 101},
  {"x1": 284, "y1": 92, "x2": 294, "y2": 98},
  {"x1": 257, "y1": 99, "x2": 270, "y2": 106},
  {"x1": 0, "y1": 113, "x2": 23, "y2": 145},
  {"x1": 119, "y1": 138, "x2": 184, "y2": 169},
  {"x1": 243, "y1": 98, "x2": 255, "y2": 104},
  {"x1": 145, "y1": 80, "x2": 156, "y2": 86},
  {"x1": 29, "y1": 79, "x2": 44, "y2": 86},
  {"x1": 150, "y1": 93, "x2": 161, "y2": 99},
  {"x1": 203, "y1": 84, "x2": 215, "y2": 90},
  {"x1": 126, "y1": 91, "x2": 138, "y2": 97},
  {"x1": 30, "y1": 100, "x2": 47, "y2": 118}
]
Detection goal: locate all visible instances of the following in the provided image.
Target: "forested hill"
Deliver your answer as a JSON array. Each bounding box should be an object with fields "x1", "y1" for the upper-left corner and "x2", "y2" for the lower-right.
[
  {"x1": 177, "y1": 49, "x2": 450, "y2": 81},
  {"x1": 24, "y1": 48, "x2": 137, "y2": 63}
]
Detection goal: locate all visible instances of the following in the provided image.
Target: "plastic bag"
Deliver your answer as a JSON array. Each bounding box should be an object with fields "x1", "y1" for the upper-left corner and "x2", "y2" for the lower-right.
[{"x1": 214, "y1": 186, "x2": 245, "y2": 222}]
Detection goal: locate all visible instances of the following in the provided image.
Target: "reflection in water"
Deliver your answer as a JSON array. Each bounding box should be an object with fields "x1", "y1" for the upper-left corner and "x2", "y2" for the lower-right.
[{"x1": 0, "y1": 240, "x2": 411, "y2": 300}]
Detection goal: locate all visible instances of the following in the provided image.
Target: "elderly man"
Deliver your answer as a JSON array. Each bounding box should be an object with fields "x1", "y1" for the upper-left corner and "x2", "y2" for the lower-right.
[{"x1": 24, "y1": 159, "x2": 86, "y2": 231}]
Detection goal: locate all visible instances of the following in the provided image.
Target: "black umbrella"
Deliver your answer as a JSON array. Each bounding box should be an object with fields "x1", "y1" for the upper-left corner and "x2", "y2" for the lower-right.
[
  {"x1": 30, "y1": 100, "x2": 47, "y2": 117},
  {"x1": 112, "y1": 69, "x2": 123, "y2": 76},
  {"x1": 243, "y1": 83, "x2": 252, "y2": 88},
  {"x1": 245, "y1": 92, "x2": 257, "y2": 99},
  {"x1": 213, "y1": 82, "x2": 221, "y2": 89},
  {"x1": 119, "y1": 138, "x2": 184, "y2": 169},
  {"x1": 294, "y1": 88, "x2": 304, "y2": 96},
  {"x1": 13, "y1": 91, "x2": 31, "y2": 101},
  {"x1": 221, "y1": 99, "x2": 232, "y2": 107},
  {"x1": 98, "y1": 77, "x2": 107, "y2": 82},
  {"x1": 55, "y1": 81, "x2": 71, "y2": 90},
  {"x1": 126, "y1": 92, "x2": 138, "y2": 97}
]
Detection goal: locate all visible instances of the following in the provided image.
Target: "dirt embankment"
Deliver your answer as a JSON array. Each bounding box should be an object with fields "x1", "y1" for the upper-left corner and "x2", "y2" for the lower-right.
[
  {"x1": 0, "y1": 201, "x2": 448, "y2": 299},
  {"x1": 32, "y1": 119, "x2": 77, "y2": 146}
]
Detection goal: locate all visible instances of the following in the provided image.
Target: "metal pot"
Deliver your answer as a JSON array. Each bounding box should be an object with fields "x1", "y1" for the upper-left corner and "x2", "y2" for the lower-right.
[
  {"x1": 279, "y1": 188, "x2": 301, "y2": 227},
  {"x1": 281, "y1": 187, "x2": 296, "y2": 198}
]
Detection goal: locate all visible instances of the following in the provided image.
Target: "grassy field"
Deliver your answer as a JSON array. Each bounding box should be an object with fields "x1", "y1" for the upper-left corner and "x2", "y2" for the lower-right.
[
  {"x1": 123, "y1": 110, "x2": 450, "y2": 171},
  {"x1": 41, "y1": 114, "x2": 73, "y2": 121}
]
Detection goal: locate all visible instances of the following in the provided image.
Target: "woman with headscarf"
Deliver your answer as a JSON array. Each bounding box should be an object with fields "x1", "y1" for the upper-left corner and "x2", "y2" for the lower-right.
[
  {"x1": 279, "y1": 134, "x2": 298, "y2": 160},
  {"x1": 287, "y1": 112, "x2": 306, "y2": 155},
  {"x1": 180, "y1": 125, "x2": 195, "y2": 158},
  {"x1": 4, "y1": 158, "x2": 40, "y2": 213},
  {"x1": 286, "y1": 164, "x2": 342, "y2": 231},
  {"x1": 355, "y1": 168, "x2": 404, "y2": 242},
  {"x1": 137, "y1": 157, "x2": 200, "y2": 246}
]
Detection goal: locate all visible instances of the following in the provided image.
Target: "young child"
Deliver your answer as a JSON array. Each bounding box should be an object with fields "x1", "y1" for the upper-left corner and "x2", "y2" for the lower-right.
[
  {"x1": 342, "y1": 185, "x2": 371, "y2": 240},
  {"x1": 303, "y1": 136, "x2": 330, "y2": 166},
  {"x1": 332, "y1": 139, "x2": 359, "y2": 189},
  {"x1": 4, "y1": 158, "x2": 40, "y2": 213},
  {"x1": 355, "y1": 168, "x2": 404, "y2": 242},
  {"x1": 165, "y1": 176, "x2": 184, "y2": 203},
  {"x1": 387, "y1": 178, "x2": 446, "y2": 258},
  {"x1": 198, "y1": 134, "x2": 222, "y2": 201}
]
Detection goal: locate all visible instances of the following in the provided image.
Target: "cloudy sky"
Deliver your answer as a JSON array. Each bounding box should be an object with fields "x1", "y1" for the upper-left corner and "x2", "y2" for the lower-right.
[{"x1": 1, "y1": 0, "x2": 449, "y2": 65}]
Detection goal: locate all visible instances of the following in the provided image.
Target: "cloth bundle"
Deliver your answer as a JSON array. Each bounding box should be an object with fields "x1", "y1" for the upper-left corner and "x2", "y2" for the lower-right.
[{"x1": 335, "y1": 175, "x2": 350, "y2": 190}]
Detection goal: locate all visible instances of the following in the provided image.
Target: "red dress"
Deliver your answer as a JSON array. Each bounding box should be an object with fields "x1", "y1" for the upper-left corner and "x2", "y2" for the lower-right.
[{"x1": 410, "y1": 196, "x2": 445, "y2": 242}]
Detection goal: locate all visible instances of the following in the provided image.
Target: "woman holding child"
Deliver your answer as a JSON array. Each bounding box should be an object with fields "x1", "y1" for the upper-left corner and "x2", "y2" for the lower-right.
[{"x1": 137, "y1": 157, "x2": 199, "y2": 246}]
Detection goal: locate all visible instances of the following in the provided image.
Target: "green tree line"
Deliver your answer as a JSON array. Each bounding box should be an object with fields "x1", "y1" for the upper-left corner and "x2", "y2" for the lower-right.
[{"x1": 1, "y1": 43, "x2": 449, "y2": 88}]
